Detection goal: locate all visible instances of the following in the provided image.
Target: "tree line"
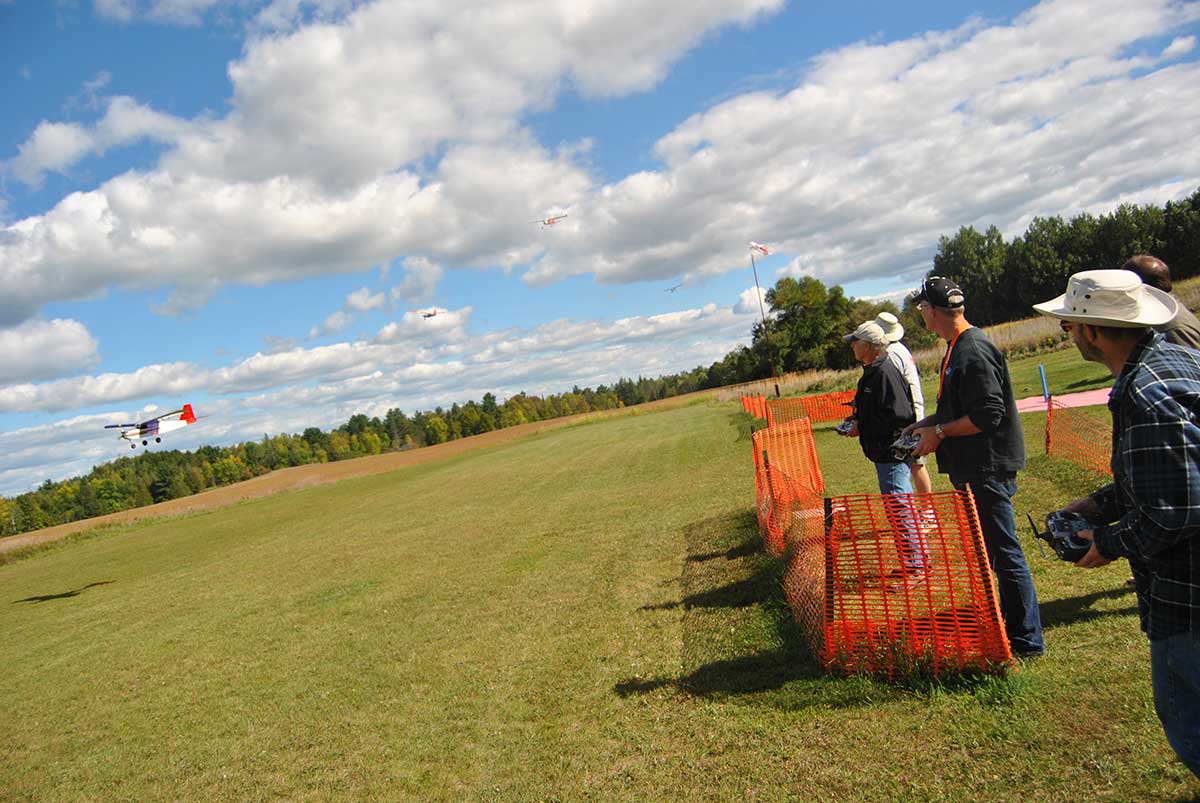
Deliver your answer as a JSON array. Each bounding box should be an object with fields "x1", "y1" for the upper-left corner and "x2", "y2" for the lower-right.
[{"x1": 4, "y1": 188, "x2": 1197, "y2": 537}]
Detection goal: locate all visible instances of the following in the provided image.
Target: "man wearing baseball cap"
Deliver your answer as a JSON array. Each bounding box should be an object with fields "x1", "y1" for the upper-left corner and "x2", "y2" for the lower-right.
[
  {"x1": 903, "y1": 276, "x2": 1045, "y2": 658},
  {"x1": 1033, "y1": 269, "x2": 1200, "y2": 778}
]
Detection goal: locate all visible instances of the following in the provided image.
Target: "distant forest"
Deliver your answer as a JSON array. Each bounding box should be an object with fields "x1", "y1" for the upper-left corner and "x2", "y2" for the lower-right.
[{"x1": 3, "y1": 188, "x2": 1198, "y2": 537}]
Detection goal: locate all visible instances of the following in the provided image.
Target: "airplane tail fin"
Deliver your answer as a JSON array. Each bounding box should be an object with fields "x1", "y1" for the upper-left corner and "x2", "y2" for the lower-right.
[{"x1": 182, "y1": 404, "x2": 197, "y2": 424}]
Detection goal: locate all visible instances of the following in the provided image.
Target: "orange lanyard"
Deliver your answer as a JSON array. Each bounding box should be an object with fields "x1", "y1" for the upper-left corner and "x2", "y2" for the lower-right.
[{"x1": 937, "y1": 328, "x2": 968, "y2": 402}]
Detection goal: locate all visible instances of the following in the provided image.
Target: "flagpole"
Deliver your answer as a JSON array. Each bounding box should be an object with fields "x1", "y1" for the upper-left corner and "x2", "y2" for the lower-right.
[
  {"x1": 749, "y1": 250, "x2": 768, "y2": 328},
  {"x1": 748, "y1": 244, "x2": 780, "y2": 397}
]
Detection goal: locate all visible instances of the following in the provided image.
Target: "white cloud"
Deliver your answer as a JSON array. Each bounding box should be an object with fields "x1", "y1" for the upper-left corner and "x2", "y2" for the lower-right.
[
  {"x1": 0, "y1": 292, "x2": 752, "y2": 415},
  {"x1": 94, "y1": 0, "x2": 229, "y2": 26},
  {"x1": 8, "y1": 96, "x2": 191, "y2": 188},
  {"x1": 0, "y1": 319, "x2": 100, "y2": 383},
  {"x1": 523, "y1": 0, "x2": 1200, "y2": 287},
  {"x1": 1165, "y1": 35, "x2": 1196, "y2": 58},
  {"x1": 391, "y1": 256, "x2": 444, "y2": 306},
  {"x1": 9, "y1": 122, "x2": 94, "y2": 187},
  {"x1": 1, "y1": 0, "x2": 779, "y2": 325}
]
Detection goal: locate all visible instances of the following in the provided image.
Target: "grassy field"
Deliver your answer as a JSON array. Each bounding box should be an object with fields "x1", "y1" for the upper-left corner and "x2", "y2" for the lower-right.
[{"x1": 3, "y1": 355, "x2": 1198, "y2": 800}]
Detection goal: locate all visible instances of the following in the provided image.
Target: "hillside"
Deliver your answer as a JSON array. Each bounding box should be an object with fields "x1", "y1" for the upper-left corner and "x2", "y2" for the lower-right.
[{"x1": 2, "y1": 394, "x2": 1197, "y2": 800}]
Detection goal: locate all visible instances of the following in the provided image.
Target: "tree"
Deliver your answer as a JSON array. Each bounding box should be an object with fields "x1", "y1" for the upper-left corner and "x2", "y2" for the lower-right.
[{"x1": 425, "y1": 415, "x2": 449, "y2": 445}]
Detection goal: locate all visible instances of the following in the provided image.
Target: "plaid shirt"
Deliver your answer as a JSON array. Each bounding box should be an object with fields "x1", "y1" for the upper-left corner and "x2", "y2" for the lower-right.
[{"x1": 1091, "y1": 332, "x2": 1200, "y2": 639}]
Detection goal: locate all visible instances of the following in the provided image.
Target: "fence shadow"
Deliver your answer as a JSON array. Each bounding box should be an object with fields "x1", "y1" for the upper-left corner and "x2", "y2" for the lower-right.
[{"x1": 616, "y1": 508, "x2": 886, "y2": 708}]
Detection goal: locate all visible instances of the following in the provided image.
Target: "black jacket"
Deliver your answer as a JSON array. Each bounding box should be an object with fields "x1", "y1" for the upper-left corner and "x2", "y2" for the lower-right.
[
  {"x1": 933, "y1": 327, "x2": 1025, "y2": 481},
  {"x1": 855, "y1": 356, "x2": 915, "y2": 463}
]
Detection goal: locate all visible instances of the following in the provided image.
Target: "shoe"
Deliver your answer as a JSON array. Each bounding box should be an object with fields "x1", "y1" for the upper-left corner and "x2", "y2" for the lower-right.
[{"x1": 1014, "y1": 649, "x2": 1044, "y2": 662}]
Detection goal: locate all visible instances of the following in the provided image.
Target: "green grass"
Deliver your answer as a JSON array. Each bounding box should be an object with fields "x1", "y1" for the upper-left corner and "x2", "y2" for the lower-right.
[{"x1": 2, "y1": 356, "x2": 1197, "y2": 801}]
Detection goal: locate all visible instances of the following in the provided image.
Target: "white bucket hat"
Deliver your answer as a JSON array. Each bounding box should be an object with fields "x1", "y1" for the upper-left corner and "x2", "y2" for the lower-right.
[
  {"x1": 874, "y1": 311, "x2": 904, "y2": 342},
  {"x1": 1032, "y1": 269, "x2": 1178, "y2": 328}
]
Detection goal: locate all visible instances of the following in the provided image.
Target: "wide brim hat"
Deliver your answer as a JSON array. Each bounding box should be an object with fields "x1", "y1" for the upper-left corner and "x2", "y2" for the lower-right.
[
  {"x1": 874, "y1": 311, "x2": 904, "y2": 342},
  {"x1": 1033, "y1": 269, "x2": 1178, "y2": 328}
]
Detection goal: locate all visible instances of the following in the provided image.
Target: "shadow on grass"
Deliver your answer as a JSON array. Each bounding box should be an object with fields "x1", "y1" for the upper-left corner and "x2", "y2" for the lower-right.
[
  {"x1": 14, "y1": 580, "x2": 114, "y2": 604},
  {"x1": 619, "y1": 509, "x2": 1029, "y2": 710},
  {"x1": 637, "y1": 577, "x2": 762, "y2": 612},
  {"x1": 1039, "y1": 585, "x2": 1137, "y2": 628}
]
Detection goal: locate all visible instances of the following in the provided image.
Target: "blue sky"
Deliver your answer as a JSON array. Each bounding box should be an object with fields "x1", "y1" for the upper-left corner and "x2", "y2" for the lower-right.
[{"x1": 1, "y1": 0, "x2": 1198, "y2": 496}]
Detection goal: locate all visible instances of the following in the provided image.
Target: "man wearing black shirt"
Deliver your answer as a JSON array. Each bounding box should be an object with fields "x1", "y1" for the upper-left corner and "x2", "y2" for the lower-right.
[{"x1": 904, "y1": 277, "x2": 1045, "y2": 657}]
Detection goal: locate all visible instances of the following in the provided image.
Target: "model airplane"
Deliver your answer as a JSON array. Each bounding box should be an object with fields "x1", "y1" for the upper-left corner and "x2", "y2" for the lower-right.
[
  {"x1": 104, "y1": 405, "x2": 198, "y2": 449},
  {"x1": 412, "y1": 307, "x2": 443, "y2": 319},
  {"x1": 531, "y1": 213, "x2": 568, "y2": 227},
  {"x1": 665, "y1": 283, "x2": 683, "y2": 293}
]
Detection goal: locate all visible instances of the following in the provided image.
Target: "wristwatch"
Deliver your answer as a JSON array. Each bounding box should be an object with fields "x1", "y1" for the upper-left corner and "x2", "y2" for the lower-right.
[{"x1": 934, "y1": 424, "x2": 946, "y2": 439}]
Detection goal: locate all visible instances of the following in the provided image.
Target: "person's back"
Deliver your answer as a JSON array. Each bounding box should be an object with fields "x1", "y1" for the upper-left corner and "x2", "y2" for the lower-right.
[{"x1": 1123, "y1": 254, "x2": 1200, "y2": 350}]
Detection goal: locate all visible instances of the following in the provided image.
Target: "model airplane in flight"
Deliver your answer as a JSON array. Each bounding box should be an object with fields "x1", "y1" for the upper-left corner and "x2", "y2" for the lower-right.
[
  {"x1": 665, "y1": 283, "x2": 683, "y2": 293},
  {"x1": 531, "y1": 213, "x2": 568, "y2": 227},
  {"x1": 413, "y1": 307, "x2": 444, "y2": 319},
  {"x1": 104, "y1": 405, "x2": 198, "y2": 449}
]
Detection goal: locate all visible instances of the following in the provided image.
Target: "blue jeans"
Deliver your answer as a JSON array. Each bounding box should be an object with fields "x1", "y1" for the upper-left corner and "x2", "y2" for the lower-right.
[
  {"x1": 1151, "y1": 632, "x2": 1200, "y2": 778},
  {"x1": 954, "y1": 474, "x2": 1045, "y2": 656},
  {"x1": 875, "y1": 461, "x2": 927, "y2": 571}
]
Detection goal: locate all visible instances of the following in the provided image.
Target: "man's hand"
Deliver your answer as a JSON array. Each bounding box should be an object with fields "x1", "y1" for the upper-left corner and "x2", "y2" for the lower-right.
[
  {"x1": 1063, "y1": 496, "x2": 1103, "y2": 520},
  {"x1": 1073, "y1": 530, "x2": 1114, "y2": 569},
  {"x1": 911, "y1": 426, "x2": 940, "y2": 457}
]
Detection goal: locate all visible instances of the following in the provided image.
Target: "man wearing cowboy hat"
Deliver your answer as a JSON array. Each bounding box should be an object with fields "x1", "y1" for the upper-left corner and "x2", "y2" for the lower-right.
[
  {"x1": 1034, "y1": 269, "x2": 1200, "y2": 778},
  {"x1": 875, "y1": 311, "x2": 933, "y2": 494},
  {"x1": 904, "y1": 276, "x2": 1045, "y2": 658}
]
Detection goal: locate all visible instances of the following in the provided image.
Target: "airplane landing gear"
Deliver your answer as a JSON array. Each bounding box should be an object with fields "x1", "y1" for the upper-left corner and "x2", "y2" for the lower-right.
[
  {"x1": 142, "y1": 440, "x2": 148, "y2": 446},
  {"x1": 155, "y1": 437, "x2": 161, "y2": 443}
]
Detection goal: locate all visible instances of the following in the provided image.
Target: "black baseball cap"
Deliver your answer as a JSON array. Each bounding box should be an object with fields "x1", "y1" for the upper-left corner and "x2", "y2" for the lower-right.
[{"x1": 915, "y1": 275, "x2": 965, "y2": 308}]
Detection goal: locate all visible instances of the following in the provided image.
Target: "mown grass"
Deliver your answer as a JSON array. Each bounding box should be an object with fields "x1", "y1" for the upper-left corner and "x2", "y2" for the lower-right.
[{"x1": 2, "y1": 357, "x2": 1197, "y2": 801}]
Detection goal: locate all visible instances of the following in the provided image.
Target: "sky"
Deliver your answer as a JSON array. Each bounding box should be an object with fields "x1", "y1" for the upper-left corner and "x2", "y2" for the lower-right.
[{"x1": 0, "y1": 0, "x2": 1198, "y2": 496}]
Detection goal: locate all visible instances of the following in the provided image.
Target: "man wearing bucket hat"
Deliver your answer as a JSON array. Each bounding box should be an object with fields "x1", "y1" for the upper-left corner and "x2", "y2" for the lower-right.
[
  {"x1": 875, "y1": 311, "x2": 933, "y2": 495},
  {"x1": 903, "y1": 276, "x2": 1045, "y2": 658},
  {"x1": 839, "y1": 321, "x2": 927, "y2": 579},
  {"x1": 1034, "y1": 269, "x2": 1200, "y2": 778}
]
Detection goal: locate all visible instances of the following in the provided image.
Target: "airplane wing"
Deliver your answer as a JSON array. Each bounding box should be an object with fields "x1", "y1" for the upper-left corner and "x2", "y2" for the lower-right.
[
  {"x1": 137, "y1": 409, "x2": 182, "y2": 427},
  {"x1": 103, "y1": 423, "x2": 137, "y2": 429}
]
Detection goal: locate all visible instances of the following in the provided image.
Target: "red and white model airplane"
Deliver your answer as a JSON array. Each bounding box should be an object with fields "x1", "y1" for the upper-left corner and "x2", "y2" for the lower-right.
[
  {"x1": 104, "y1": 405, "x2": 198, "y2": 449},
  {"x1": 412, "y1": 307, "x2": 444, "y2": 319},
  {"x1": 531, "y1": 213, "x2": 568, "y2": 227}
]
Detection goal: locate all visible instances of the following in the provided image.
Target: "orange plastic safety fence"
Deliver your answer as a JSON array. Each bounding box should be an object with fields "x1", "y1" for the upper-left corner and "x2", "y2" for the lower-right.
[
  {"x1": 739, "y1": 394, "x2": 768, "y2": 419},
  {"x1": 1045, "y1": 397, "x2": 1112, "y2": 476},
  {"x1": 766, "y1": 390, "x2": 856, "y2": 426},
  {"x1": 752, "y1": 419, "x2": 824, "y2": 556},
  {"x1": 781, "y1": 490, "x2": 1013, "y2": 678}
]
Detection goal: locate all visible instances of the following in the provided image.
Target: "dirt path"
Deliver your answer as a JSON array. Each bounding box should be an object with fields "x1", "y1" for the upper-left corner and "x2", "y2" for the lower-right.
[
  {"x1": 1014, "y1": 387, "x2": 1110, "y2": 413},
  {"x1": 0, "y1": 393, "x2": 706, "y2": 556}
]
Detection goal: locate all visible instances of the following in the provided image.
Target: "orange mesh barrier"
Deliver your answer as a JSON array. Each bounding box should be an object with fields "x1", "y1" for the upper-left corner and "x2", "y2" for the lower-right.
[
  {"x1": 781, "y1": 490, "x2": 1013, "y2": 678},
  {"x1": 754, "y1": 394, "x2": 767, "y2": 419},
  {"x1": 766, "y1": 390, "x2": 856, "y2": 426},
  {"x1": 752, "y1": 419, "x2": 824, "y2": 556},
  {"x1": 1045, "y1": 397, "x2": 1112, "y2": 476}
]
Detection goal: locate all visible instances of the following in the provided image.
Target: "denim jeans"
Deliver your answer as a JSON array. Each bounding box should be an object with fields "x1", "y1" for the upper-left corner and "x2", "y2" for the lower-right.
[
  {"x1": 875, "y1": 461, "x2": 927, "y2": 571},
  {"x1": 954, "y1": 473, "x2": 1045, "y2": 656},
  {"x1": 1151, "y1": 632, "x2": 1200, "y2": 778}
]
